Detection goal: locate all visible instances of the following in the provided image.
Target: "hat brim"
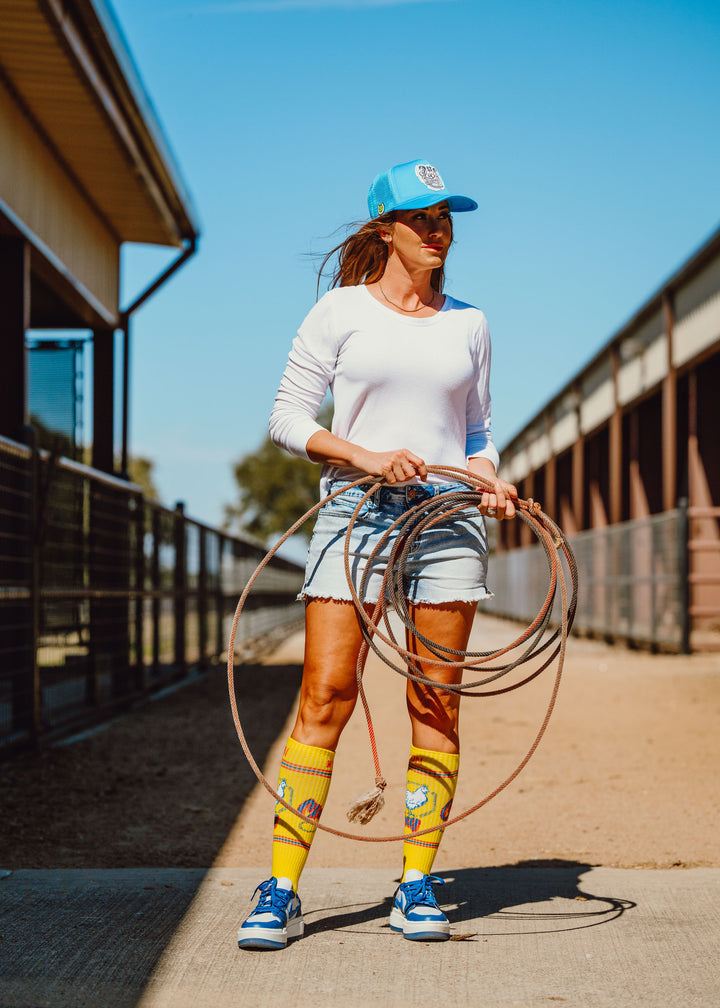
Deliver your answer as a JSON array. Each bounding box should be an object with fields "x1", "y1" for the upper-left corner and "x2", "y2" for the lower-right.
[{"x1": 391, "y1": 193, "x2": 478, "y2": 213}]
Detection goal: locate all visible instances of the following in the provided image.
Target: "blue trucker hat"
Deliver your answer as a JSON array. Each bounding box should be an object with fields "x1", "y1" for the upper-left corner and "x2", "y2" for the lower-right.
[{"x1": 367, "y1": 159, "x2": 478, "y2": 219}]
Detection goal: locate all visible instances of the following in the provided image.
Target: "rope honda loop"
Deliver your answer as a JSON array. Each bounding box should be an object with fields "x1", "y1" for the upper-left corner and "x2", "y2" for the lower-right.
[{"x1": 227, "y1": 464, "x2": 578, "y2": 844}]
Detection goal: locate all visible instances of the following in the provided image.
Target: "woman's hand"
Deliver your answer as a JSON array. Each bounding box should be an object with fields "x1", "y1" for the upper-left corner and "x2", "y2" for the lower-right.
[
  {"x1": 468, "y1": 458, "x2": 518, "y2": 520},
  {"x1": 353, "y1": 447, "x2": 428, "y2": 484},
  {"x1": 478, "y1": 478, "x2": 518, "y2": 520}
]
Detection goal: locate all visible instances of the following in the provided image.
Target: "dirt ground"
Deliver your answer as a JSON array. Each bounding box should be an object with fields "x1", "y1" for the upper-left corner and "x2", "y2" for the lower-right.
[{"x1": 1, "y1": 613, "x2": 718, "y2": 872}]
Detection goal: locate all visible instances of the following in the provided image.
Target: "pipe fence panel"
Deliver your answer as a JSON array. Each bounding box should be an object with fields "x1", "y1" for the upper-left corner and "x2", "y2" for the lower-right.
[
  {"x1": 5, "y1": 428, "x2": 695, "y2": 753},
  {"x1": 487, "y1": 510, "x2": 686, "y2": 650},
  {"x1": 0, "y1": 434, "x2": 304, "y2": 753}
]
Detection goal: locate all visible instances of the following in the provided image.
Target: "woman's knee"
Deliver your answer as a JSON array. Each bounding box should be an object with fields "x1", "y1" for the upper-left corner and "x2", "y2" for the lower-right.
[
  {"x1": 301, "y1": 679, "x2": 357, "y2": 724},
  {"x1": 294, "y1": 679, "x2": 358, "y2": 748},
  {"x1": 407, "y1": 689, "x2": 460, "y2": 748}
]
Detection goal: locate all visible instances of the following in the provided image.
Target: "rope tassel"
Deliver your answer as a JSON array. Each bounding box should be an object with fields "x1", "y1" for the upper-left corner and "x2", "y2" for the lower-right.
[{"x1": 346, "y1": 777, "x2": 387, "y2": 824}]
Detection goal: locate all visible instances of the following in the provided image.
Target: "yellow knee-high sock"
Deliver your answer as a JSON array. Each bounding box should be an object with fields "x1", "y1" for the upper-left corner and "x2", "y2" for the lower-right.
[
  {"x1": 272, "y1": 737, "x2": 334, "y2": 890},
  {"x1": 402, "y1": 744, "x2": 459, "y2": 879}
]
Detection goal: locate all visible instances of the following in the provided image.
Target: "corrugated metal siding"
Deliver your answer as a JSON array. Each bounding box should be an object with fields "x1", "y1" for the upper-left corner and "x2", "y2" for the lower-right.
[
  {"x1": 504, "y1": 446, "x2": 528, "y2": 484},
  {"x1": 673, "y1": 256, "x2": 720, "y2": 369},
  {"x1": 549, "y1": 413, "x2": 577, "y2": 457},
  {"x1": 0, "y1": 0, "x2": 179, "y2": 246},
  {"x1": 0, "y1": 75, "x2": 119, "y2": 314},
  {"x1": 580, "y1": 358, "x2": 614, "y2": 434},
  {"x1": 617, "y1": 332, "x2": 667, "y2": 406},
  {"x1": 527, "y1": 428, "x2": 550, "y2": 470},
  {"x1": 550, "y1": 396, "x2": 579, "y2": 456}
]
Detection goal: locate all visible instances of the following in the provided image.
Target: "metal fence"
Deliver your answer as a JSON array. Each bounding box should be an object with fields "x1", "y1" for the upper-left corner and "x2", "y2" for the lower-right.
[
  {"x1": 486, "y1": 509, "x2": 688, "y2": 651},
  {"x1": 0, "y1": 432, "x2": 305, "y2": 753}
]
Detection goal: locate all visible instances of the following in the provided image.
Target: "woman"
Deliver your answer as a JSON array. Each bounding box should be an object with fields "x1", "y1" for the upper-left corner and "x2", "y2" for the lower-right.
[{"x1": 238, "y1": 158, "x2": 517, "y2": 949}]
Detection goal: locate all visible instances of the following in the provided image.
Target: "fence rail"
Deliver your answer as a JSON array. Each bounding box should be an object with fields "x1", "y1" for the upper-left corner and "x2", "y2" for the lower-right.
[
  {"x1": 487, "y1": 509, "x2": 690, "y2": 652},
  {"x1": 0, "y1": 432, "x2": 304, "y2": 753}
]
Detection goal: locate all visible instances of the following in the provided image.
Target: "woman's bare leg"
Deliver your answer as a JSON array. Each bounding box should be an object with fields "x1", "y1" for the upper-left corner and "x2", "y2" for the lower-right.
[
  {"x1": 254, "y1": 597, "x2": 370, "y2": 902},
  {"x1": 290, "y1": 597, "x2": 370, "y2": 750},
  {"x1": 396, "y1": 600, "x2": 477, "y2": 897},
  {"x1": 405, "y1": 600, "x2": 477, "y2": 752}
]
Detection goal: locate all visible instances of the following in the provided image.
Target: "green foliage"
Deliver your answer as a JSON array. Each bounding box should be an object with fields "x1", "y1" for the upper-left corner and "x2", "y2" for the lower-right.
[
  {"x1": 126, "y1": 456, "x2": 160, "y2": 501},
  {"x1": 226, "y1": 404, "x2": 331, "y2": 543},
  {"x1": 29, "y1": 418, "x2": 158, "y2": 501}
]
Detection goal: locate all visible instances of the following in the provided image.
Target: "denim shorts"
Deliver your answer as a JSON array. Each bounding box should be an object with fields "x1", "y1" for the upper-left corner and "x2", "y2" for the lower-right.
[{"x1": 299, "y1": 480, "x2": 493, "y2": 606}]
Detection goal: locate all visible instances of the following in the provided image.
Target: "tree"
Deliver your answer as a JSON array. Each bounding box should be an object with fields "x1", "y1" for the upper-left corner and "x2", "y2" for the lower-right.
[
  {"x1": 126, "y1": 455, "x2": 159, "y2": 501},
  {"x1": 226, "y1": 404, "x2": 332, "y2": 543},
  {"x1": 29, "y1": 417, "x2": 159, "y2": 501}
]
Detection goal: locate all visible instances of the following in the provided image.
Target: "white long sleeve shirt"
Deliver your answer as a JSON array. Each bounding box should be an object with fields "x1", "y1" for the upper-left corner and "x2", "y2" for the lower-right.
[{"x1": 269, "y1": 285, "x2": 499, "y2": 495}]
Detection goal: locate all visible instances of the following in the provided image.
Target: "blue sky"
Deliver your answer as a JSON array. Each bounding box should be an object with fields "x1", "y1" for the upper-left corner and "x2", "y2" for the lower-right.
[{"x1": 111, "y1": 0, "x2": 720, "y2": 531}]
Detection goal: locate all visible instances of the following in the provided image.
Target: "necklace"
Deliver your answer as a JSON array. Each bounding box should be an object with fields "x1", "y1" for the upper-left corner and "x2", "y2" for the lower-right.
[{"x1": 378, "y1": 282, "x2": 435, "y2": 313}]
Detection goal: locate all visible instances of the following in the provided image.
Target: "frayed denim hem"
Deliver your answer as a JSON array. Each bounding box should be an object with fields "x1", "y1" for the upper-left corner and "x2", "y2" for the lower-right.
[{"x1": 297, "y1": 587, "x2": 495, "y2": 605}]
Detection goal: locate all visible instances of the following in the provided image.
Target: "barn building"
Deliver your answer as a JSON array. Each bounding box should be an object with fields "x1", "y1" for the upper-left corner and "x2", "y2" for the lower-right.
[
  {"x1": 0, "y1": 0, "x2": 199, "y2": 468},
  {"x1": 495, "y1": 224, "x2": 720, "y2": 651},
  {"x1": 0, "y1": 0, "x2": 304, "y2": 752}
]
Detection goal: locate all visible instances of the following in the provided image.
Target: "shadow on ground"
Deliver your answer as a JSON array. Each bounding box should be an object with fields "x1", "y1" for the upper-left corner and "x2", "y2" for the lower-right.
[
  {"x1": 302, "y1": 861, "x2": 636, "y2": 940},
  {"x1": 0, "y1": 654, "x2": 307, "y2": 1008},
  {"x1": 0, "y1": 861, "x2": 638, "y2": 1008},
  {"x1": 0, "y1": 659, "x2": 303, "y2": 869},
  {"x1": 0, "y1": 868, "x2": 205, "y2": 1008}
]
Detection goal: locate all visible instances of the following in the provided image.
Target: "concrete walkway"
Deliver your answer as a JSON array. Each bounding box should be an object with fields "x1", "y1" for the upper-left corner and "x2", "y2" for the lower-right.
[
  {"x1": 1, "y1": 865, "x2": 718, "y2": 1007},
  {"x1": 2, "y1": 615, "x2": 718, "y2": 1007}
]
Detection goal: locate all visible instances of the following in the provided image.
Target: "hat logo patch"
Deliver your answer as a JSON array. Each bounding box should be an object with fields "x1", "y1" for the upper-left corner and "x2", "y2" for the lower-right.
[{"x1": 415, "y1": 164, "x2": 444, "y2": 191}]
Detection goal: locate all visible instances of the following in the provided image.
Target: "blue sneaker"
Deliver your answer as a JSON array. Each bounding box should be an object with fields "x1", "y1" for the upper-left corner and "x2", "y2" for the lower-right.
[
  {"x1": 237, "y1": 877, "x2": 304, "y2": 950},
  {"x1": 389, "y1": 871, "x2": 450, "y2": 941}
]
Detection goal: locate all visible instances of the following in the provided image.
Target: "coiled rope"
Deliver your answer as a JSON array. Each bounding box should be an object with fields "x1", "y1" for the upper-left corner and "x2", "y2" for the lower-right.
[{"x1": 227, "y1": 464, "x2": 577, "y2": 843}]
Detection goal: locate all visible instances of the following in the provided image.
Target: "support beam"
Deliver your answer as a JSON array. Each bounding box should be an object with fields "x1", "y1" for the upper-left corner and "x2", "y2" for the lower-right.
[
  {"x1": 92, "y1": 328, "x2": 115, "y2": 473},
  {"x1": 662, "y1": 292, "x2": 678, "y2": 512},
  {"x1": 544, "y1": 414, "x2": 557, "y2": 522},
  {"x1": 520, "y1": 468, "x2": 534, "y2": 545},
  {"x1": 609, "y1": 345, "x2": 622, "y2": 525},
  {"x1": 121, "y1": 320, "x2": 130, "y2": 478},
  {"x1": 571, "y1": 390, "x2": 584, "y2": 532},
  {"x1": 628, "y1": 411, "x2": 650, "y2": 519},
  {"x1": 0, "y1": 236, "x2": 30, "y2": 440}
]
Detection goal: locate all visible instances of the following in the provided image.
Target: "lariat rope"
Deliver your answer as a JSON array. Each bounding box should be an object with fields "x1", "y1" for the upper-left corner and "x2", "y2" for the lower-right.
[{"x1": 227, "y1": 464, "x2": 578, "y2": 843}]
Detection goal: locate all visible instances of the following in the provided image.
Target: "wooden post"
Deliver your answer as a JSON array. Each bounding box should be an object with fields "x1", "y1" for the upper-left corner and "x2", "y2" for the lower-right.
[
  {"x1": 544, "y1": 414, "x2": 557, "y2": 521},
  {"x1": 151, "y1": 507, "x2": 161, "y2": 676},
  {"x1": 174, "y1": 502, "x2": 187, "y2": 678},
  {"x1": 198, "y1": 527, "x2": 208, "y2": 667},
  {"x1": 609, "y1": 345, "x2": 623, "y2": 525},
  {"x1": 216, "y1": 533, "x2": 226, "y2": 660},
  {"x1": 572, "y1": 440, "x2": 584, "y2": 534},
  {"x1": 0, "y1": 238, "x2": 36, "y2": 738},
  {"x1": 92, "y1": 328, "x2": 116, "y2": 474},
  {"x1": 662, "y1": 292, "x2": 677, "y2": 513},
  {"x1": 0, "y1": 237, "x2": 29, "y2": 440}
]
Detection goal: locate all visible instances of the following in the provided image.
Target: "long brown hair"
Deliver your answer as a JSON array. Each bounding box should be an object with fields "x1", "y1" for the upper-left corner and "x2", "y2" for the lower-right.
[{"x1": 317, "y1": 211, "x2": 453, "y2": 296}]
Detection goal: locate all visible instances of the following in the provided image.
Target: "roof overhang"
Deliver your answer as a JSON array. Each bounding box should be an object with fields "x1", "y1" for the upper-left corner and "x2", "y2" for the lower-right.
[{"x1": 0, "y1": 0, "x2": 199, "y2": 249}]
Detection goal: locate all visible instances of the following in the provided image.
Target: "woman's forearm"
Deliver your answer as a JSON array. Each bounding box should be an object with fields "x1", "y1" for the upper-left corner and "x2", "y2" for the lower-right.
[
  {"x1": 306, "y1": 429, "x2": 366, "y2": 468},
  {"x1": 305, "y1": 429, "x2": 428, "y2": 483}
]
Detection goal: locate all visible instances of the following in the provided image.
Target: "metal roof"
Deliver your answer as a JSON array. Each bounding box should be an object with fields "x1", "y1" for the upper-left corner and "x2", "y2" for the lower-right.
[{"x1": 0, "y1": 0, "x2": 199, "y2": 247}]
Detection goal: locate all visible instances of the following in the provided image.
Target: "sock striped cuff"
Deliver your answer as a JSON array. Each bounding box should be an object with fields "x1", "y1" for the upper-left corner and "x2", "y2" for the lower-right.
[
  {"x1": 407, "y1": 744, "x2": 459, "y2": 782},
  {"x1": 280, "y1": 737, "x2": 335, "y2": 778}
]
